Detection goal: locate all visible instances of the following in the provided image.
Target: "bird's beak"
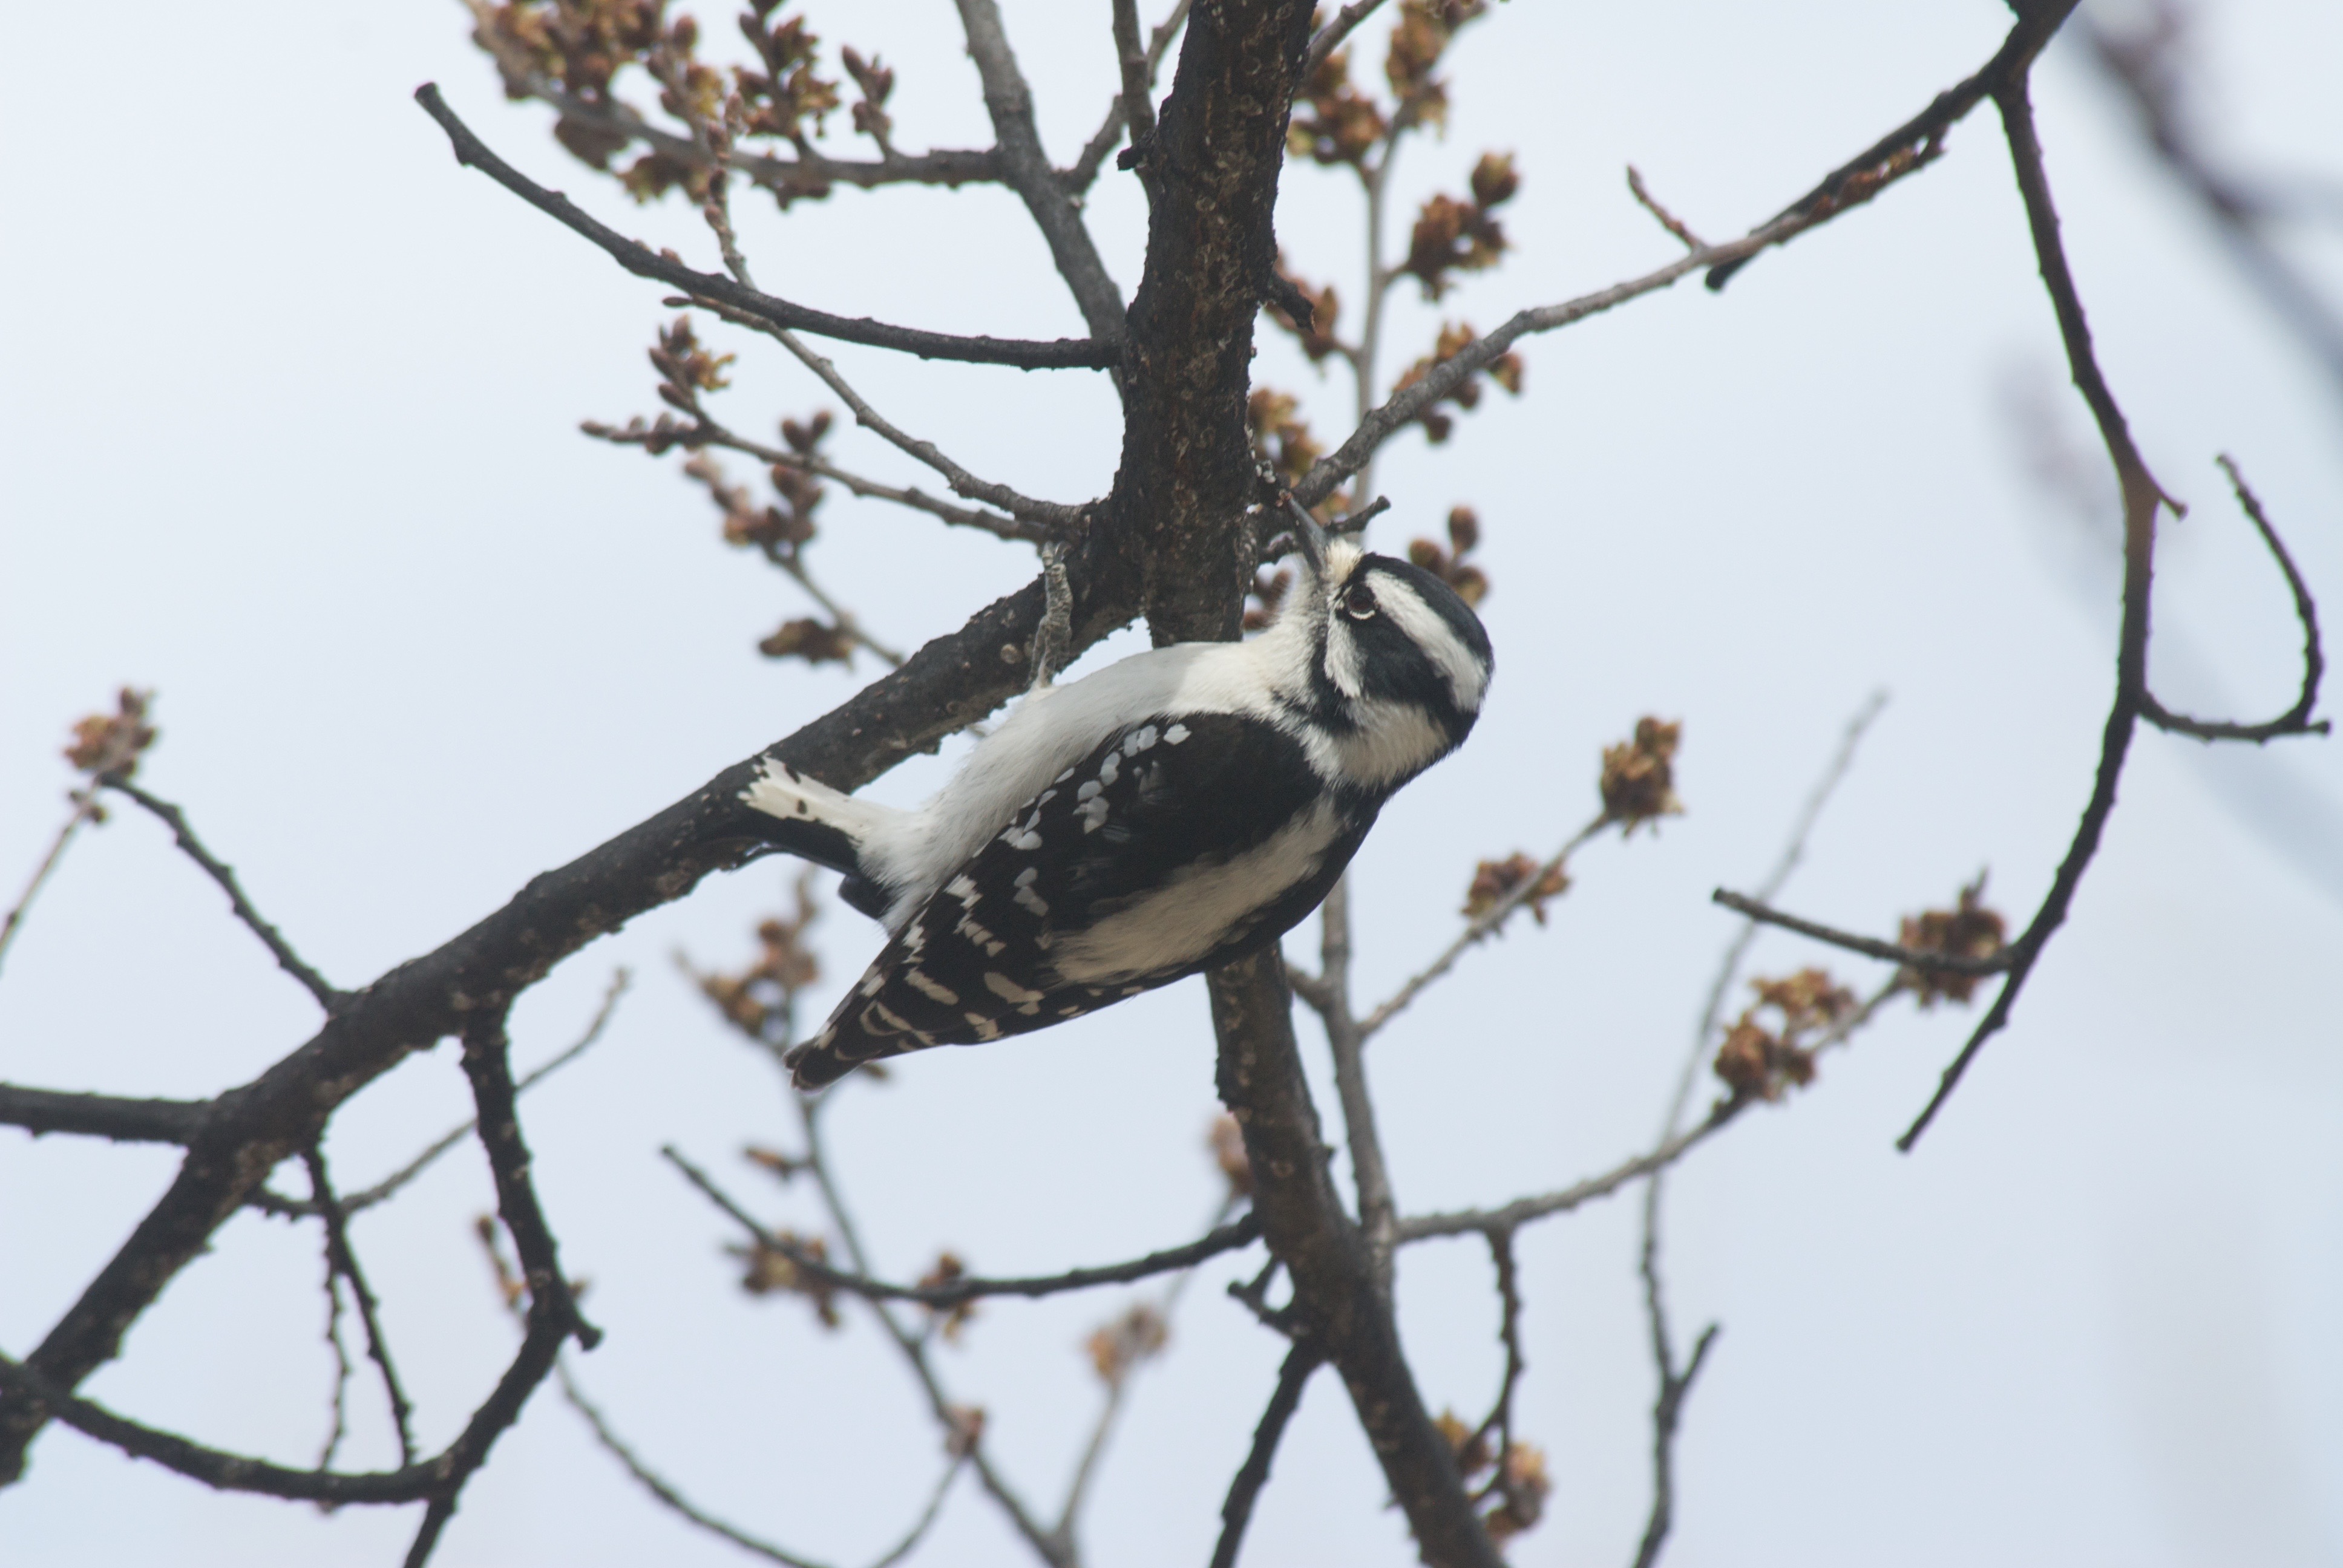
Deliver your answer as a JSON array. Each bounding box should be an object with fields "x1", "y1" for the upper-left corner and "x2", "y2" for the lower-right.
[{"x1": 1282, "y1": 494, "x2": 1330, "y2": 579}]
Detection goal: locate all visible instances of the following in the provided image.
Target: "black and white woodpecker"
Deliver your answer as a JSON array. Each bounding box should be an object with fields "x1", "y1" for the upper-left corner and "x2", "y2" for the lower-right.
[{"x1": 738, "y1": 506, "x2": 1493, "y2": 1089}]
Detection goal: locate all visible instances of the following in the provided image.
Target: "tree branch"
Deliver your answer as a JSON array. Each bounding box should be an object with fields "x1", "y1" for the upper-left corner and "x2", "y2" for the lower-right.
[
  {"x1": 103, "y1": 777, "x2": 341, "y2": 1010},
  {"x1": 412, "y1": 86, "x2": 1114, "y2": 371},
  {"x1": 679, "y1": 296, "x2": 1089, "y2": 528},
  {"x1": 1396, "y1": 1100, "x2": 1744, "y2": 1244},
  {"x1": 1704, "y1": 0, "x2": 2079, "y2": 290},
  {"x1": 2138, "y1": 454, "x2": 2327, "y2": 742},
  {"x1": 1208, "y1": 1341, "x2": 1323, "y2": 1568},
  {"x1": 0, "y1": 1086, "x2": 208, "y2": 1145},
  {"x1": 1210, "y1": 954, "x2": 1502, "y2": 1568},
  {"x1": 302, "y1": 1146, "x2": 417, "y2": 1466},
  {"x1": 1302, "y1": 2, "x2": 1388, "y2": 83},
  {"x1": 954, "y1": 0, "x2": 1129, "y2": 342},
  {"x1": 252, "y1": 970, "x2": 630, "y2": 1221},
  {"x1": 1708, "y1": 889, "x2": 2011, "y2": 976},
  {"x1": 1898, "y1": 54, "x2": 2177, "y2": 1151},
  {"x1": 1360, "y1": 812, "x2": 1611, "y2": 1039},
  {"x1": 1065, "y1": 1, "x2": 1190, "y2": 192},
  {"x1": 661, "y1": 1143, "x2": 1259, "y2": 1306}
]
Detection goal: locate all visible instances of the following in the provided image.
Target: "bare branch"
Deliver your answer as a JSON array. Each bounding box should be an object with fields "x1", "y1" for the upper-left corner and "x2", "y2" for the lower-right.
[
  {"x1": 1396, "y1": 1100, "x2": 1745, "y2": 1244},
  {"x1": 0, "y1": 1086, "x2": 208, "y2": 1145},
  {"x1": 1627, "y1": 165, "x2": 1709, "y2": 250},
  {"x1": 301, "y1": 1148, "x2": 416, "y2": 1466},
  {"x1": 254, "y1": 972, "x2": 630, "y2": 1221},
  {"x1": 1208, "y1": 1342, "x2": 1323, "y2": 1568},
  {"x1": 954, "y1": 0, "x2": 1127, "y2": 341},
  {"x1": 1302, "y1": 1, "x2": 1388, "y2": 83},
  {"x1": 1360, "y1": 812, "x2": 1611, "y2": 1039},
  {"x1": 1300, "y1": 4, "x2": 2089, "y2": 508},
  {"x1": 1067, "y1": 1, "x2": 1190, "y2": 192},
  {"x1": 103, "y1": 778, "x2": 341, "y2": 1009},
  {"x1": 1708, "y1": 889, "x2": 2011, "y2": 976},
  {"x1": 2140, "y1": 455, "x2": 2327, "y2": 742},
  {"x1": 1110, "y1": 0, "x2": 1159, "y2": 150},
  {"x1": 684, "y1": 295, "x2": 1090, "y2": 528},
  {"x1": 661, "y1": 1143, "x2": 1259, "y2": 1306},
  {"x1": 553, "y1": 1353, "x2": 963, "y2": 1568},
  {"x1": 587, "y1": 415, "x2": 1044, "y2": 544},
  {"x1": 412, "y1": 86, "x2": 1114, "y2": 371},
  {"x1": 1210, "y1": 954, "x2": 1502, "y2": 1567},
  {"x1": 0, "y1": 797, "x2": 99, "y2": 981},
  {"x1": 1705, "y1": 1, "x2": 2077, "y2": 291},
  {"x1": 1901, "y1": 53, "x2": 2183, "y2": 1151}
]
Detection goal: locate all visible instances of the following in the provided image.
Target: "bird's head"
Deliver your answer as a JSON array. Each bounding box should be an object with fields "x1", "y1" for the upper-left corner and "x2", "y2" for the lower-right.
[{"x1": 1282, "y1": 503, "x2": 1493, "y2": 754}]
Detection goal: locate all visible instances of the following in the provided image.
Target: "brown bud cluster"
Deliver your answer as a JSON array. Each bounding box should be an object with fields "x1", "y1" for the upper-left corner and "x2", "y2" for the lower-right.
[
  {"x1": 840, "y1": 46, "x2": 894, "y2": 149},
  {"x1": 1391, "y1": 322, "x2": 1524, "y2": 445},
  {"x1": 653, "y1": 317, "x2": 735, "y2": 405},
  {"x1": 693, "y1": 875, "x2": 822, "y2": 1042},
  {"x1": 1207, "y1": 1112, "x2": 1253, "y2": 1198},
  {"x1": 1386, "y1": 0, "x2": 1489, "y2": 131},
  {"x1": 758, "y1": 618, "x2": 854, "y2": 666},
  {"x1": 1246, "y1": 388, "x2": 1324, "y2": 491},
  {"x1": 1288, "y1": 48, "x2": 1387, "y2": 168},
  {"x1": 1085, "y1": 1303, "x2": 1169, "y2": 1388},
  {"x1": 1462, "y1": 852, "x2": 1569, "y2": 925},
  {"x1": 64, "y1": 688, "x2": 157, "y2": 781},
  {"x1": 730, "y1": 1229, "x2": 839, "y2": 1327},
  {"x1": 1599, "y1": 717, "x2": 1683, "y2": 832},
  {"x1": 1434, "y1": 1410, "x2": 1550, "y2": 1544},
  {"x1": 1409, "y1": 506, "x2": 1489, "y2": 605},
  {"x1": 1896, "y1": 877, "x2": 2008, "y2": 1006},
  {"x1": 1712, "y1": 967, "x2": 1856, "y2": 1102},
  {"x1": 1402, "y1": 154, "x2": 1518, "y2": 301},
  {"x1": 917, "y1": 1252, "x2": 977, "y2": 1344}
]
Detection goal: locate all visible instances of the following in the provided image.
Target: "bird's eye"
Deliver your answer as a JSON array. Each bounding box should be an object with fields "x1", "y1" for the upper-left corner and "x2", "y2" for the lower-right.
[{"x1": 1341, "y1": 582, "x2": 1377, "y2": 620}]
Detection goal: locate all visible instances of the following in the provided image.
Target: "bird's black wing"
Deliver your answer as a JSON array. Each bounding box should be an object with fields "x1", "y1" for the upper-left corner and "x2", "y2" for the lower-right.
[{"x1": 785, "y1": 712, "x2": 1353, "y2": 1088}]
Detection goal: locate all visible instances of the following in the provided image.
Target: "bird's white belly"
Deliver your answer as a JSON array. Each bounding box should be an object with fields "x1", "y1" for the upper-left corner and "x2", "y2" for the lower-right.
[{"x1": 1047, "y1": 803, "x2": 1343, "y2": 985}]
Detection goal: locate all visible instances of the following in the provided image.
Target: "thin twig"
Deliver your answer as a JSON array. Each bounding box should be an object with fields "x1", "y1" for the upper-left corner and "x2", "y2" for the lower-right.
[
  {"x1": 586, "y1": 416, "x2": 1043, "y2": 543},
  {"x1": 1629, "y1": 696, "x2": 1887, "y2": 1562},
  {"x1": 302, "y1": 1147, "x2": 418, "y2": 1467},
  {"x1": 683, "y1": 294, "x2": 1088, "y2": 528},
  {"x1": 1110, "y1": 0, "x2": 1158, "y2": 149},
  {"x1": 252, "y1": 971, "x2": 631, "y2": 1220},
  {"x1": 1064, "y1": 2, "x2": 1191, "y2": 192},
  {"x1": 1360, "y1": 812, "x2": 1611, "y2": 1039},
  {"x1": 102, "y1": 777, "x2": 341, "y2": 1008},
  {"x1": 412, "y1": 86, "x2": 1113, "y2": 372},
  {"x1": 1394, "y1": 1100, "x2": 1743, "y2": 1244},
  {"x1": 1208, "y1": 1342, "x2": 1323, "y2": 1568},
  {"x1": 1303, "y1": 1, "x2": 1389, "y2": 83},
  {"x1": 1627, "y1": 166, "x2": 1709, "y2": 250},
  {"x1": 1470, "y1": 1231, "x2": 1525, "y2": 1471},
  {"x1": 1300, "y1": 5, "x2": 2087, "y2": 510},
  {"x1": 1707, "y1": 889, "x2": 2011, "y2": 977},
  {"x1": 1900, "y1": 54, "x2": 2183, "y2": 1150},
  {"x1": 953, "y1": 0, "x2": 1127, "y2": 342},
  {"x1": 789, "y1": 1097, "x2": 1069, "y2": 1568},
  {"x1": 0, "y1": 797, "x2": 98, "y2": 981},
  {"x1": 553, "y1": 1354, "x2": 963, "y2": 1568},
  {"x1": 662, "y1": 1144, "x2": 1259, "y2": 1307},
  {"x1": 2139, "y1": 455, "x2": 2327, "y2": 742},
  {"x1": 1314, "y1": 878, "x2": 1397, "y2": 1289}
]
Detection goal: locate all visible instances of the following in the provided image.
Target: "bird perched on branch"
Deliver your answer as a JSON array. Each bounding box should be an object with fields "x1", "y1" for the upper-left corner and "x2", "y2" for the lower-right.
[{"x1": 738, "y1": 506, "x2": 1492, "y2": 1088}]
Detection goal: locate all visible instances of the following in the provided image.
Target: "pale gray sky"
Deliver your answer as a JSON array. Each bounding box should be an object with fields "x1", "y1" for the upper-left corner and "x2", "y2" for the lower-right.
[{"x1": 3, "y1": 2, "x2": 2339, "y2": 1565}]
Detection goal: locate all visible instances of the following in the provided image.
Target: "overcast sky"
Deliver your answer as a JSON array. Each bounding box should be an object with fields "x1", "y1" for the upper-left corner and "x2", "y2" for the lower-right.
[{"x1": 4, "y1": 2, "x2": 2339, "y2": 1565}]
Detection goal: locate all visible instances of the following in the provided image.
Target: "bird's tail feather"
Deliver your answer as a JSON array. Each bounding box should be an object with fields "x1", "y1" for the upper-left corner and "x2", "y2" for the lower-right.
[{"x1": 739, "y1": 757, "x2": 902, "y2": 890}]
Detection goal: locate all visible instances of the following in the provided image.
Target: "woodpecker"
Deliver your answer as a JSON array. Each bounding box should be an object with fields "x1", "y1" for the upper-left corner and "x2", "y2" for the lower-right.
[{"x1": 739, "y1": 509, "x2": 1492, "y2": 1088}]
